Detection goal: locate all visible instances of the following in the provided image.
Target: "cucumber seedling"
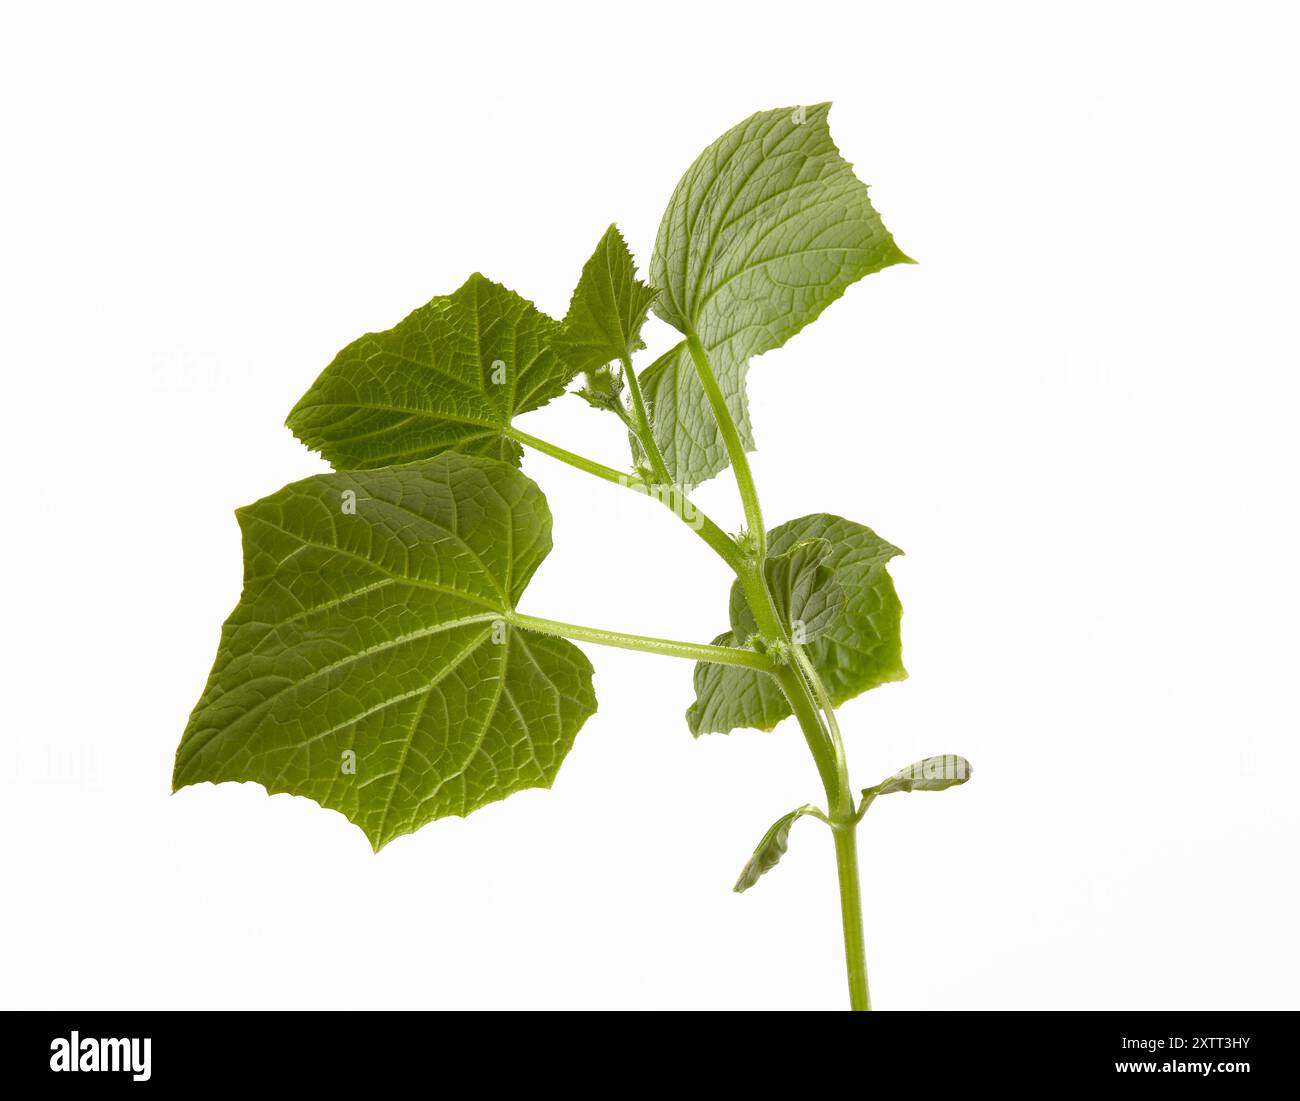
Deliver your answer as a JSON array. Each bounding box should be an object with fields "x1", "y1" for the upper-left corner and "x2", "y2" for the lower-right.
[{"x1": 174, "y1": 103, "x2": 972, "y2": 1010}]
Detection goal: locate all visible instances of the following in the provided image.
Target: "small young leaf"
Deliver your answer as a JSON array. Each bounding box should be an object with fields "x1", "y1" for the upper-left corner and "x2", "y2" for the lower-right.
[
  {"x1": 554, "y1": 224, "x2": 658, "y2": 381},
  {"x1": 173, "y1": 453, "x2": 597, "y2": 851},
  {"x1": 644, "y1": 103, "x2": 911, "y2": 484},
  {"x1": 733, "y1": 805, "x2": 822, "y2": 893},
  {"x1": 865, "y1": 755, "x2": 973, "y2": 799},
  {"x1": 691, "y1": 539, "x2": 844, "y2": 736},
  {"x1": 286, "y1": 273, "x2": 576, "y2": 470},
  {"x1": 690, "y1": 514, "x2": 906, "y2": 736},
  {"x1": 732, "y1": 515, "x2": 906, "y2": 707}
]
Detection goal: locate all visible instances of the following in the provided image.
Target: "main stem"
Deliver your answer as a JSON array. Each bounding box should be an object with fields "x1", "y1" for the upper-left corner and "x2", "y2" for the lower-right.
[
  {"x1": 769, "y1": 658, "x2": 869, "y2": 1009},
  {"x1": 687, "y1": 329, "x2": 870, "y2": 1011},
  {"x1": 517, "y1": 336, "x2": 870, "y2": 1008},
  {"x1": 832, "y1": 826, "x2": 871, "y2": 1010}
]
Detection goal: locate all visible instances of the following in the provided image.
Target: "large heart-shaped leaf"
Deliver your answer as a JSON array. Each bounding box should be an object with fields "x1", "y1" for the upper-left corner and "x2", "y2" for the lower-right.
[
  {"x1": 286, "y1": 274, "x2": 578, "y2": 470},
  {"x1": 644, "y1": 103, "x2": 912, "y2": 484},
  {"x1": 173, "y1": 453, "x2": 597, "y2": 851},
  {"x1": 688, "y1": 514, "x2": 905, "y2": 736}
]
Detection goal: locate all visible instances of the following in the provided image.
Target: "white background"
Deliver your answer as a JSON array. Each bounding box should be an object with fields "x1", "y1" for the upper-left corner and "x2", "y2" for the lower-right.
[{"x1": 2, "y1": 1, "x2": 1297, "y2": 1010}]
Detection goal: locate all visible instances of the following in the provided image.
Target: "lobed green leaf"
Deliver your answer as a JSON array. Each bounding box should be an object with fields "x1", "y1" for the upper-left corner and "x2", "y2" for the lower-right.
[
  {"x1": 285, "y1": 273, "x2": 577, "y2": 470},
  {"x1": 173, "y1": 453, "x2": 597, "y2": 851}
]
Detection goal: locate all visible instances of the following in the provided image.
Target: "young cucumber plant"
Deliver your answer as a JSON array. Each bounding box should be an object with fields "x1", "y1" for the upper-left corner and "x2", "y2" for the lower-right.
[{"x1": 174, "y1": 103, "x2": 972, "y2": 1010}]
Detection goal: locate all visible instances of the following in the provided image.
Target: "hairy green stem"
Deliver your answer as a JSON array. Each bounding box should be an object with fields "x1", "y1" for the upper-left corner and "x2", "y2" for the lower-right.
[
  {"x1": 793, "y1": 644, "x2": 846, "y2": 751},
  {"x1": 771, "y1": 664, "x2": 846, "y2": 814},
  {"x1": 684, "y1": 332, "x2": 766, "y2": 558},
  {"x1": 508, "y1": 612, "x2": 774, "y2": 671},
  {"x1": 619, "y1": 352, "x2": 673, "y2": 487}
]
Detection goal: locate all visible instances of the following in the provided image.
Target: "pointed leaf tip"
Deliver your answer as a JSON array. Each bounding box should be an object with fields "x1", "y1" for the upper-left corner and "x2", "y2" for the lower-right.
[{"x1": 554, "y1": 223, "x2": 658, "y2": 385}]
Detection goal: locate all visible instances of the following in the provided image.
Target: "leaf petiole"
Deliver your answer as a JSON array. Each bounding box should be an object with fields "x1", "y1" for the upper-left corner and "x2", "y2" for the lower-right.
[
  {"x1": 507, "y1": 612, "x2": 775, "y2": 672},
  {"x1": 619, "y1": 352, "x2": 674, "y2": 487},
  {"x1": 684, "y1": 331, "x2": 766, "y2": 559},
  {"x1": 504, "y1": 425, "x2": 634, "y2": 487}
]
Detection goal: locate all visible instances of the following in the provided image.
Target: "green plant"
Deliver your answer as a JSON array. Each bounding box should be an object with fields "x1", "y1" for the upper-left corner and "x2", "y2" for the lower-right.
[{"x1": 174, "y1": 103, "x2": 972, "y2": 1010}]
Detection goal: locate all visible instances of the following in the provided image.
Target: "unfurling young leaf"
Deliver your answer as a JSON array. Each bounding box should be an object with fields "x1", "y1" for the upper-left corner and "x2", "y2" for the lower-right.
[
  {"x1": 733, "y1": 805, "x2": 823, "y2": 893},
  {"x1": 173, "y1": 453, "x2": 597, "y2": 852},
  {"x1": 689, "y1": 514, "x2": 906, "y2": 736},
  {"x1": 575, "y1": 363, "x2": 625, "y2": 414},
  {"x1": 642, "y1": 103, "x2": 913, "y2": 485},
  {"x1": 285, "y1": 273, "x2": 578, "y2": 470},
  {"x1": 863, "y1": 755, "x2": 974, "y2": 802}
]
